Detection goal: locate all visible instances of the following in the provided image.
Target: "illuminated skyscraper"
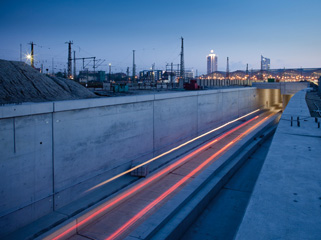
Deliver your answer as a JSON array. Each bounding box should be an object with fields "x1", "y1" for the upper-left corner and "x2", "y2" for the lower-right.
[
  {"x1": 207, "y1": 50, "x2": 218, "y2": 74},
  {"x1": 261, "y1": 55, "x2": 270, "y2": 70}
]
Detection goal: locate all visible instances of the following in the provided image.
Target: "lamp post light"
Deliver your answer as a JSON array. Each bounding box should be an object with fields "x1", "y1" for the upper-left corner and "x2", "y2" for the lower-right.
[{"x1": 109, "y1": 63, "x2": 111, "y2": 82}]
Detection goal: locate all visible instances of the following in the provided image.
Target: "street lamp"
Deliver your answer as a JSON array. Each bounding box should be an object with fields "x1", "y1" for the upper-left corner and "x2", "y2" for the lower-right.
[{"x1": 109, "y1": 63, "x2": 111, "y2": 82}]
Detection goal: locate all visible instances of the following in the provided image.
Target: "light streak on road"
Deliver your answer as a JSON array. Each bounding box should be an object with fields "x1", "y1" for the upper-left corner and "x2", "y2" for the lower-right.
[
  {"x1": 52, "y1": 113, "x2": 261, "y2": 240},
  {"x1": 105, "y1": 113, "x2": 275, "y2": 240},
  {"x1": 87, "y1": 109, "x2": 260, "y2": 192}
]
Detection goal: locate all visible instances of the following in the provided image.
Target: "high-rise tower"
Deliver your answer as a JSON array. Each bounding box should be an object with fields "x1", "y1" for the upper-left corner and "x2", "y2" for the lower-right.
[
  {"x1": 261, "y1": 55, "x2": 270, "y2": 70},
  {"x1": 207, "y1": 50, "x2": 218, "y2": 74}
]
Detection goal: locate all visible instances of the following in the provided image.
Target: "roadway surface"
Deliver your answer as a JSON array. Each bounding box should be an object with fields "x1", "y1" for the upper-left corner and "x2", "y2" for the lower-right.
[{"x1": 52, "y1": 111, "x2": 276, "y2": 240}]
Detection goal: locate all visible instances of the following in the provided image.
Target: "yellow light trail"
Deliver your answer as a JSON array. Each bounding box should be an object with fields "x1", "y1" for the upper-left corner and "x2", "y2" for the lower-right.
[{"x1": 87, "y1": 109, "x2": 260, "y2": 192}]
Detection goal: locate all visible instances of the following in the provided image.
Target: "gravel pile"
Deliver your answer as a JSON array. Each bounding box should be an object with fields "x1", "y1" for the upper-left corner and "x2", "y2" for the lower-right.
[
  {"x1": 306, "y1": 90, "x2": 321, "y2": 117},
  {"x1": 0, "y1": 59, "x2": 97, "y2": 104}
]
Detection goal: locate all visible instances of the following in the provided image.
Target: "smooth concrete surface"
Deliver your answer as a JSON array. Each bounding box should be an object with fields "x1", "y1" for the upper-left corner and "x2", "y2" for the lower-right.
[
  {"x1": 235, "y1": 89, "x2": 321, "y2": 240},
  {"x1": 256, "y1": 89, "x2": 281, "y2": 109},
  {"x1": 252, "y1": 82, "x2": 309, "y2": 95},
  {"x1": 0, "y1": 87, "x2": 274, "y2": 237}
]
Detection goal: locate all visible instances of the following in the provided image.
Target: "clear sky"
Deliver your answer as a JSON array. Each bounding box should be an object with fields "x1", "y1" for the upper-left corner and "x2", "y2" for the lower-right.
[{"x1": 0, "y1": 0, "x2": 320, "y2": 74}]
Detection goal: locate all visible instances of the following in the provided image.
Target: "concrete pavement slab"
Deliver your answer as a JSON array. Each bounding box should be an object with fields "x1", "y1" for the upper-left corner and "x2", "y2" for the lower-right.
[{"x1": 235, "y1": 89, "x2": 321, "y2": 240}]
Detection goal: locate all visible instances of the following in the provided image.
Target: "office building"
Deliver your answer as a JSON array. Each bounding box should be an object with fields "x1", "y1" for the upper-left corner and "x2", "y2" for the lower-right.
[
  {"x1": 261, "y1": 55, "x2": 271, "y2": 70},
  {"x1": 207, "y1": 50, "x2": 218, "y2": 74}
]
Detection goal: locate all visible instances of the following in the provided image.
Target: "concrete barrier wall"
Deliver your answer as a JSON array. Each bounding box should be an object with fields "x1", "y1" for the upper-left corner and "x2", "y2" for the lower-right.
[
  {"x1": 0, "y1": 87, "x2": 265, "y2": 236},
  {"x1": 252, "y1": 82, "x2": 309, "y2": 95}
]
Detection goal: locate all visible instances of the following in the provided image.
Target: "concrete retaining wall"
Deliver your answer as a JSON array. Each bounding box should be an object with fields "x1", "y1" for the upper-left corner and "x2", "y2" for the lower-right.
[
  {"x1": 0, "y1": 87, "x2": 269, "y2": 236},
  {"x1": 252, "y1": 82, "x2": 309, "y2": 95}
]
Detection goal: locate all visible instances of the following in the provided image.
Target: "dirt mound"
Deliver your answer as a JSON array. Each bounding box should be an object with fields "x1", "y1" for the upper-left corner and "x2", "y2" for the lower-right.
[{"x1": 0, "y1": 59, "x2": 97, "y2": 104}]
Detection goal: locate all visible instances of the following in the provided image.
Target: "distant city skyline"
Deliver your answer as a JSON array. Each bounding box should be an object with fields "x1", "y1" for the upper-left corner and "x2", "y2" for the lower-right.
[{"x1": 0, "y1": 0, "x2": 320, "y2": 75}]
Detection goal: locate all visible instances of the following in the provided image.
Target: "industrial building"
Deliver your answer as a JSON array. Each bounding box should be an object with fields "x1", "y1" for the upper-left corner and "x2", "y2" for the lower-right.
[
  {"x1": 78, "y1": 70, "x2": 106, "y2": 83},
  {"x1": 139, "y1": 70, "x2": 163, "y2": 82}
]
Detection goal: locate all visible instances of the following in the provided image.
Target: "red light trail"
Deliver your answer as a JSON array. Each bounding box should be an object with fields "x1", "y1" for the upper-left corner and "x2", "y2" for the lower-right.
[
  {"x1": 105, "y1": 113, "x2": 274, "y2": 240},
  {"x1": 51, "y1": 112, "x2": 273, "y2": 240}
]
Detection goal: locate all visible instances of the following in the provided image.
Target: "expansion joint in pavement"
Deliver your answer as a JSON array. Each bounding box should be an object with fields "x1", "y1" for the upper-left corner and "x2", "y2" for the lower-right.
[{"x1": 284, "y1": 133, "x2": 321, "y2": 138}]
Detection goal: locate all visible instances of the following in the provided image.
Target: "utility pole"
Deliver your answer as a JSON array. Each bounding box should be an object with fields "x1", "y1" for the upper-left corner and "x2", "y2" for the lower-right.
[
  {"x1": 226, "y1": 57, "x2": 230, "y2": 79},
  {"x1": 180, "y1": 37, "x2": 185, "y2": 87},
  {"x1": 93, "y1": 57, "x2": 96, "y2": 74},
  {"x1": 260, "y1": 55, "x2": 263, "y2": 80},
  {"x1": 29, "y1": 42, "x2": 35, "y2": 68},
  {"x1": 52, "y1": 58, "x2": 54, "y2": 75},
  {"x1": 152, "y1": 63, "x2": 155, "y2": 82},
  {"x1": 65, "y1": 41, "x2": 73, "y2": 79},
  {"x1": 246, "y1": 63, "x2": 249, "y2": 79},
  {"x1": 171, "y1": 62, "x2": 173, "y2": 83},
  {"x1": 132, "y1": 50, "x2": 136, "y2": 82},
  {"x1": 126, "y1": 67, "x2": 130, "y2": 82},
  {"x1": 20, "y1": 44, "x2": 22, "y2": 62},
  {"x1": 73, "y1": 51, "x2": 76, "y2": 81}
]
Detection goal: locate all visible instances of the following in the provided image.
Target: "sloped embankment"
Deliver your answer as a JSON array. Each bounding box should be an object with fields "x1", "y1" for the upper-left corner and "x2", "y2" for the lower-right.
[{"x1": 0, "y1": 59, "x2": 97, "y2": 104}]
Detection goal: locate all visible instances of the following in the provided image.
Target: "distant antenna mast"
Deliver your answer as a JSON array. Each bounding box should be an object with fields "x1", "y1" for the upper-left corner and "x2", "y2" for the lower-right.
[
  {"x1": 180, "y1": 37, "x2": 185, "y2": 87},
  {"x1": 132, "y1": 50, "x2": 136, "y2": 81},
  {"x1": 29, "y1": 41, "x2": 35, "y2": 68},
  {"x1": 52, "y1": 58, "x2": 54, "y2": 75},
  {"x1": 20, "y1": 44, "x2": 22, "y2": 62},
  {"x1": 65, "y1": 41, "x2": 73, "y2": 79},
  {"x1": 226, "y1": 57, "x2": 230, "y2": 79}
]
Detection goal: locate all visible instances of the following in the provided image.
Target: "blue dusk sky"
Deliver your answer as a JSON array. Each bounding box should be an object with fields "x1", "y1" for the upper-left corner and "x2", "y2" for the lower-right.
[{"x1": 0, "y1": 0, "x2": 320, "y2": 74}]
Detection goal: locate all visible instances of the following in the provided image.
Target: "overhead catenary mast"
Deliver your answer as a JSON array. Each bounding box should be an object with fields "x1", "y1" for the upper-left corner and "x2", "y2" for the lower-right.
[
  {"x1": 226, "y1": 57, "x2": 230, "y2": 80},
  {"x1": 180, "y1": 37, "x2": 185, "y2": 88},
  {"x1": 132, "y1": 50, "x2": 136, "y2": 81},
  {"x1": 73, "y1": 51, "x2": 76, "y2": 80},
  {"x1": 29, "y1": 41, "x2": 35, "y2": 68},
  {"x1": 52, "y1": 58, "x2": 54, "y2": 75},
  {"x1": 65, "y1": 41, "x2": 73, "y2": 79},
  {"x1": 20, "y1": 44, "x2": 22, "y2": 62},
  {"x1": 246, "y1": 63, "x2": 249, "y2": 79}
]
